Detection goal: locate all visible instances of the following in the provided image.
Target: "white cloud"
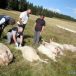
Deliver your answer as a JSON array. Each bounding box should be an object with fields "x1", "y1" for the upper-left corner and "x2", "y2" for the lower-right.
[{"x1": 48, "y1": 8, "x2": 61, "y2": 13}]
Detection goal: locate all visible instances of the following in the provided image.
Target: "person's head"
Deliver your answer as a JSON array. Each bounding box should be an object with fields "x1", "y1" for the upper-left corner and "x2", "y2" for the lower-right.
[
  {"x1": 27, "y1": 9, "x2": 32, "y2": 14},
  {"x1": 9, "y1": 18, "x2": 16, "y2": 25},
  {"x1": 40, "y1": 15, "x2": 45, "y2": 19}
]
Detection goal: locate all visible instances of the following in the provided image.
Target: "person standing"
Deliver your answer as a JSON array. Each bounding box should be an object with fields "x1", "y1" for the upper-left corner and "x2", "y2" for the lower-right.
[
  {"x1": 34, "y1": 15, "x2": 46, "y2": 44},
  {"x1": 17, "y1": 9, "x2": 31, "y2": 30},
  {"x1": 0, "y1": 15, "x2": 15, "y2": 38}
]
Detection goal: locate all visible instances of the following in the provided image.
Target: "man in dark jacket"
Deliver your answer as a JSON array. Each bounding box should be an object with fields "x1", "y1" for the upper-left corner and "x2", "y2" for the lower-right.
[
  {"x1": 0, "y1": 15, "x2": 15, "y2": 38},
  {"x1": 34, "y1": 15, "x2": 46, "y2": 44}
]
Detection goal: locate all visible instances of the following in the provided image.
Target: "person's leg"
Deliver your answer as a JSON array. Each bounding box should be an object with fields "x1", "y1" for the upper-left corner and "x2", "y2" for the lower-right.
[
  {"x1": 36, "y1": 31, "x2": 40, "y2": 44},
  {"x1": 0, "y1": 24, "x2": 6, "y2": 38},
  {"x1": 7, "y1": 32, "x2": 12, "y2": 43},
  {"x1": 23, "y1": 24, "x2": 26, "y2": 31},
  {"x1": 0, "y1": 26, "x2": 3, "y2": 38},
  {"x1": 18, "y1": 24, "x2": 26, "y2": 32},
  {"x1": 17, "y1": 36, "x2": 23, "y2": 47},
  {"x1": 34, "y1": 31, "x2": 37, "y2": 43}
]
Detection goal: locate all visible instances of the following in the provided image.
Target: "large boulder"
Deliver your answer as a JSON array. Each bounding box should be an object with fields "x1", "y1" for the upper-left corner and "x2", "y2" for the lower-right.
[{"x1": 0, "y1": 43, "x2": 13, "y2": 66}]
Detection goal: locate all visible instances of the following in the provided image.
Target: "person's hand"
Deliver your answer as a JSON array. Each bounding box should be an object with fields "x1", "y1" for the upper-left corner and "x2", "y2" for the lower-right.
[
  {"x1": 15, "y1": 42, "x2": 18, "y2": 47},
  {"x1": 42, "y1": 26, "x2": 45, "y2": 32},
  {"x1": 41, "y1": 29, "x2": 44, "y2": 35},
  {"x1": 41, "y1": 29, "x2": 44, "y2": 32},
  {"x1": 19, "y1": 44, "x2": 22, "y2": 47},
  {"x1": 17, "y1": 21, "x2": 23, "y2": 25}
]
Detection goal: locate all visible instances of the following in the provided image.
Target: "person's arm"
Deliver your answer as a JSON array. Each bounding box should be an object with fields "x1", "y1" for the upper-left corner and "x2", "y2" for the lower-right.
[
  {"x1": 20, "y1": 35, "x2": 23, "y2": 45},
  {"x1": 18, "y1": 13, "x2": 23, "y2": 24},
  {"x1": 12, "y1": 31, "x2": 17, "y2": 43},
  {"x1": 12, "y1": 31, "x2": 19, "y2": 47},
  {"x1": 34, "y1": 18, "x2": 39, "y2": 28},
  {"x1": 41, "y1": 26, "x2": 45, "y2": 32},
  {"x1": 17, "y1": 17, "x2": 23, "y2": 25},
  {"x1": 0, "y1": 18, "x2": 5, "y2": 25},
  {"x1": 41, "y1": 21, "x2": 46, "y2": 32},
  {"x1": 33, "y1": 19, "x2": 37, "y2": 31},
  {"x1": 19, "y1": 17, "x2": 23, "y2": 23}
]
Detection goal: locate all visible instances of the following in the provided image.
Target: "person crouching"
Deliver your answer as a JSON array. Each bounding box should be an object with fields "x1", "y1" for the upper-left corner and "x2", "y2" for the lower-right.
[
  {"x1": 0, "y1": 15, "x2": 15, "y2": 38},
  {"x1": 7, "y1": 25, "x2": 23, "y2": 47}
]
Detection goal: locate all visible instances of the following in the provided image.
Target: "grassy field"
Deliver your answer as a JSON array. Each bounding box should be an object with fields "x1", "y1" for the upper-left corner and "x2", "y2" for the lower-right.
[{"x1": 0, "y1": 9, "x2": 76, "y2": 76}]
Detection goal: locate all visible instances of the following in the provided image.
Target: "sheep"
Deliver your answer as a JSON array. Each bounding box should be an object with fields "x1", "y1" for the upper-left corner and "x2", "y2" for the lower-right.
[
  {"x1": 49, "y1": 39, "x2": 64, "y2": 51},
  {"x1": 38, "y1": 44, "x2": 57, "y2": 62},
  {"x1": 63, "y1": 44, "x2": 76, "y2": 52},
  {"x1": 49, "y1": 39, "x2": 76, "y2": 52},
  {"x1": 17, "y1": 46, "x2": 48, "y2": 63},
  {"x1": 42, "y1": 40, "x2": 64, "y2": 56},
  {"x1": 37, "y1": 39, "x2": 66, "y2": 62},
  {"x1": 0, "y1": 43, "x2": 13, "y2": 66}
]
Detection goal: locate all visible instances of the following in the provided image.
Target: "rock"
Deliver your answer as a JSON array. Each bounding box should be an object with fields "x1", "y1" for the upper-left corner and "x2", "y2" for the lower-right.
[{"x1": 0, "y1": 43, "x2": 13, "y2": 66}]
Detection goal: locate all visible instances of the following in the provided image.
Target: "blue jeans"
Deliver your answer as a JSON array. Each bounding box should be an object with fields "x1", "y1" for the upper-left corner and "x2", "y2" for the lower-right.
[
  {"x1": 34, "y1": 31, "x2": 40, "y2": 44},
  {"x1": 7, "y1": 32, "x2": 12, "y2": 43}
]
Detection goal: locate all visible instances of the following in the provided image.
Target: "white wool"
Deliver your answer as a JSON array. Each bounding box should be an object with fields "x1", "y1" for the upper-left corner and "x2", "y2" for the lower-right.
[
  {"x1": 63, "y1": 44, "x2": 76, "y2": 52},
  {"x1": 50, "y1": 42, "x2": 64, "y2": 51},
  {"x1": 0, "y1": 43, "x2": 13, "y2": 66},
  {"x1": 49, "y1": 39, "x2": 76, "y2": 52},
  {"x1": 43, "y1": 41, "x2": 64, "y2": 56},
  {"x1": 38, "y1": 44, "x2": 57, "y2": 62},
  {"x1": 49, "y1": 39, "x2": 64, "y2": 50},
  {"x1": 45, "y1": 43, "x2": 59, "y2": 54},
  {"x1": 17, "y1": 46, "x2": 48, "y2": 63},
  {"x1": 50, "y1": 42, "x2": 64, "y2": 55}
]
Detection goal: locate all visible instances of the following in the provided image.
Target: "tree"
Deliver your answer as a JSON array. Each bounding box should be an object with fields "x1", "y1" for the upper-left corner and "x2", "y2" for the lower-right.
[
  {"x1": 0, "y1": 0, "x2": 75, "y2": 21},
  {"x1": 0, "y1": 0, "x2": 8, "y2": 9},
  {"x1": 7, "y1": 0, "x2": 19, "y2": 10},
  {"x1": 19, "y1": 0, "x2": 27, "y2": 11}
]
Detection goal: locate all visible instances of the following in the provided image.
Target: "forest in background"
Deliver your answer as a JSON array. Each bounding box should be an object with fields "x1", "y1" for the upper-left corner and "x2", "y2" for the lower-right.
[{"x1": 0, "y1": 0, "x2": 76, "y2": 21}]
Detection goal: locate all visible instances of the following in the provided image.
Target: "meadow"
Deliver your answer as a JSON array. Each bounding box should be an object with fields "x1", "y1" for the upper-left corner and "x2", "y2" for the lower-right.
[{"x1": 0, "y1": 9, "x2": 76, "y2": 76}]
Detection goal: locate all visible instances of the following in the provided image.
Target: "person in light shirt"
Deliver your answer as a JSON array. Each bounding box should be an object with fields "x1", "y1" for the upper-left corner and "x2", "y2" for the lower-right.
[{"x1": 17, "y1": 9, "x2": 31, "y2": 30}]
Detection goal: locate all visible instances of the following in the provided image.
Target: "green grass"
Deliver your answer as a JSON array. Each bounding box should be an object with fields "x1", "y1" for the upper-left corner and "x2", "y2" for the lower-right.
[{"x1": 0, "y1": 9, "x2": 76, "y2": 76}]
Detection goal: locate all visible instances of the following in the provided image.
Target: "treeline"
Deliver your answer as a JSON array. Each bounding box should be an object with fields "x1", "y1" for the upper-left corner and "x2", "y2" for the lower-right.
[
  {"x1": 0, "y1": 0, "x2": 76, "y2": 21},
  {"x1": 27, "y1": 2, "x2": 76, "y2": 21},
  {"x1": 0, "y1": 0, "x2": 8, "y2": 9},
  {"x1": 0, "y1": 0, "x2": 27, "y2": 11}
]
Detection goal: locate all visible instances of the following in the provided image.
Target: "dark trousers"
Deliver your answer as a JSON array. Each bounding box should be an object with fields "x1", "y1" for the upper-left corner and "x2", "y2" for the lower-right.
[
  {"x1": 22, "y1": 24, "x2": 26, "y2": 31},
  {"x1": 18, "y1": 24, "x2": 26, "y2": 31},
  {"x1": 0, "y1": 25, "x2": 5, "y2": 38},
  {"x1": 34, "y1": 31, "x2": 41, "y2": 44}
]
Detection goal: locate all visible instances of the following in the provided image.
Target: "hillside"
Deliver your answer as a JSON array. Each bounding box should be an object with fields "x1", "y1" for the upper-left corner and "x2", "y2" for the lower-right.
[{"x1": 0, "y1": 9, "x2": 76, "y2": 76}]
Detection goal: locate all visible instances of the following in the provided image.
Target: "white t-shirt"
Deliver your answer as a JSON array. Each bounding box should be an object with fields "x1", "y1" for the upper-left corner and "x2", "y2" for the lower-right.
[{"x1": 19, "y1": 11, "x2": 29, "y2": 24}]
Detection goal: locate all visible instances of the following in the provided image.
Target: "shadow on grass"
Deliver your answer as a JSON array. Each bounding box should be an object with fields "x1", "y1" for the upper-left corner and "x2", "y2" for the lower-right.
[{"x1": 23, "y1": 34, "x2": 33, "y2": 39}]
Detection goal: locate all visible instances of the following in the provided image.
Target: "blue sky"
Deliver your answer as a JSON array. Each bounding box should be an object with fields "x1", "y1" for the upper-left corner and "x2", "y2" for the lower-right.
[{"x1": 27, "y1": 0, "x2": 76, "y2": 19}]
